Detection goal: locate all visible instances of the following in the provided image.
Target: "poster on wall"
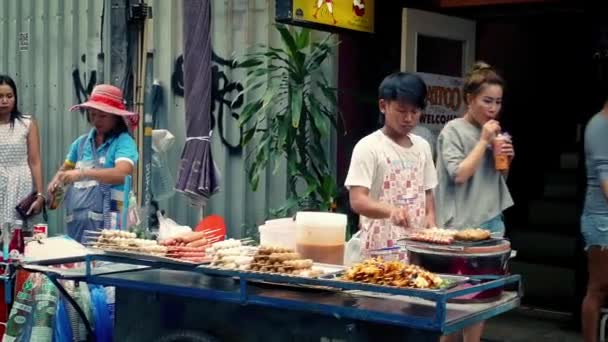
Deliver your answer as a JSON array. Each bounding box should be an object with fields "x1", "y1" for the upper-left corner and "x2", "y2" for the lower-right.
[
  {"x1": 276, "y1": 0, "x2": 374, "y2": 33},
  {"x1": 416, "y1": 72, "x2": 465, "y2": 139}
]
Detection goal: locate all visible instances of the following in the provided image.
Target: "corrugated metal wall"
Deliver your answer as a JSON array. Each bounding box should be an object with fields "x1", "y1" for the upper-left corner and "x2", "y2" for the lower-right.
[
  {"x1": 152, "y1": 0, "x2": 294, "y2": 236},
  {"x1": 0, "y1": 0, "x2": 110, "y2": 235},
  {"x1": 0, "y1": 0, "x2": 337, "y2": 237},
  {"x1": 149, "y1": 0, "x2": 338, "y2": 237}
]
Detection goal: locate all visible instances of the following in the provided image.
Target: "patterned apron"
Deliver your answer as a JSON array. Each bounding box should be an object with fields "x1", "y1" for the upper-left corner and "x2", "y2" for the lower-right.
[{"x1": 360, "y1": 151, "x2": 428, "y2": 261}]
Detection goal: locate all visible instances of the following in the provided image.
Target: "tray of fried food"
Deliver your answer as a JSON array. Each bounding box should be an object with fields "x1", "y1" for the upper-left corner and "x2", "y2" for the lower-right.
[
  {"x1": 453, "y1": 228, "x2": 492, "y2": 242},
  {"x1": 267, "y1": 252, "x2": 300, "y2": 263},
  {"x1": 401, "y1": 228, "x2": 458, "y2": 245},
  {"x1": 335, "y1": 258, "x2": 459, "y2": 290},
  {"x1": 210, "y1": 255, "x2": 254, "y2": 270},
  {"x1": 257, "y1": 246, "x2": 294, "y2": 255},
  {"x1": 248, "y1": 262, "x2": 295, "y2": 274},
  {"x1": 283, "y1": 259, "x2": 314, "y2": 270}
]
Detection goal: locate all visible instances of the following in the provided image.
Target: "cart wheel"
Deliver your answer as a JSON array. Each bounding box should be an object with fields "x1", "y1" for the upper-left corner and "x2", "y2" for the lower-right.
[{"x1": 153, "y1": 330, "x2": 220, "y2": 342}]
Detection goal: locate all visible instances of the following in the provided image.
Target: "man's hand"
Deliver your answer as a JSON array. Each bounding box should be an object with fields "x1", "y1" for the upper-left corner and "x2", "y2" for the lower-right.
[{"x1": 389, "y1": 207, "x2": 409, "y2": 227}]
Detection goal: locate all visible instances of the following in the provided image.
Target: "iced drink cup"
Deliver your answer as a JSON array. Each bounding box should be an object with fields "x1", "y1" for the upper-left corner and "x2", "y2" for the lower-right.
[{"x1": 493, "y1": 133, "x2": 511, "y2": 171}]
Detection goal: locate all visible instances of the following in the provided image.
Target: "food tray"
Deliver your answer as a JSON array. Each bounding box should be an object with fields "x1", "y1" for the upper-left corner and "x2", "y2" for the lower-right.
[
  {"x1": 397, "y1": 238, "x2": 506, "y2": 250},
  {"x1": 319, "y1": 271, "x2": 470, "y2": 293},
  {"x1": 90, "y1": 248, "x2": 211, "y2": 266},
  {"x1": 200, "y1": 262, "x2": 345, "y2": 279},
  {"x1": 312, "y1": 262, "x2": 346, "y2": 277},
  {"x1": 199, "y1": 263, "x2": 347, "y2": 291},
  {"x1": 199, "y1": 265, "x2": 338, "y2": 291}
]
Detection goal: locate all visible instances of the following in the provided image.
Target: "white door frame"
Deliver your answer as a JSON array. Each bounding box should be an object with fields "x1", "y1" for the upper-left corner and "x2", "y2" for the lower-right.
[{"x1": 400, "y1": 8, "x2": 476, "y2": 76}]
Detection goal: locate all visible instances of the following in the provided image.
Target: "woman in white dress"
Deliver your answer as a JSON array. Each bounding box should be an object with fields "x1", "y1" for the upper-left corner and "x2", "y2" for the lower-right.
[{"x1": 0, "y1": 75, "x2": 45, "y2": 226}]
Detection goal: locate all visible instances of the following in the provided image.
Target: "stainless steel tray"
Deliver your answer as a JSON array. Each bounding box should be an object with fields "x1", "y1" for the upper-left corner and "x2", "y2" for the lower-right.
[
  {"x1": 90, "y1": 248, "x2": 211, "y2": 266},
  {"x1": 320, "y1": 271, "x2": 470, "y2": 292},
  {"x1": 398, "y1": 237, "x2": 507, "y2": 249}
]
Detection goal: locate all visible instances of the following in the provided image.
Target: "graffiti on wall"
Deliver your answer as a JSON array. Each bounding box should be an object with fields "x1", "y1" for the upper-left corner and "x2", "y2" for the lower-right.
[
  {"x1": 171, "y1": 51, "x2": 244, "y2": 155},
  {"x1": 72, "y1": 69, "x2": 97, "y2": 106}
]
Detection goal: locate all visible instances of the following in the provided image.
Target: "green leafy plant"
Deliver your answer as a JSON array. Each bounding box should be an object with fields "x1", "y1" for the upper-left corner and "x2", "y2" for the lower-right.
[{"x1": 235, "y1": 25, "x2": 340, "y2": 216}]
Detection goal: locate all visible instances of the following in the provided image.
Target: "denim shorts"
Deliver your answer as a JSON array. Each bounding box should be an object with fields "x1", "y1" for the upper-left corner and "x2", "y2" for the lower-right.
[
  {"x1": 581, "y1": 213, "x2": 608, "y2": 250},
  {"x1": 479, "y1": 214, "x2": 506, "y2": 238}
]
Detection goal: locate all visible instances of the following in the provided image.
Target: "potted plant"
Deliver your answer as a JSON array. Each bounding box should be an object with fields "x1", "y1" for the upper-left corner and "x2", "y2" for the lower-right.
[{"x1": 235, "y1": 25, "x2": 341, "y2": 216}]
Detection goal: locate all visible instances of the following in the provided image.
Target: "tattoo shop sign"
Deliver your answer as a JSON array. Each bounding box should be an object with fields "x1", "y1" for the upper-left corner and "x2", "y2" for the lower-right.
[{"x1": 416, "y1": 72, "x2": 465, "y2": 136}]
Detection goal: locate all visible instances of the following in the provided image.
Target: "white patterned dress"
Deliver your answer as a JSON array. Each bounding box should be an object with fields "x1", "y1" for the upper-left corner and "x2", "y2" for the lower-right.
[{"x1": 0, "y1": 116, "x2": 34, "y2": 226}]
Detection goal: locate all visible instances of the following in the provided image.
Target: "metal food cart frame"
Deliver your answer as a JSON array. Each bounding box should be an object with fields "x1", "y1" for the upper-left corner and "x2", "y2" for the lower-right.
[{"x1": 20, "y1": 252, "x2": 522, "y2": 340}]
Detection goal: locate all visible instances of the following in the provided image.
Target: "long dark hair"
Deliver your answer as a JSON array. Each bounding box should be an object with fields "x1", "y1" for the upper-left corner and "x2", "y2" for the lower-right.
[
  {"x1": 0, "y1": 75, "x2": 25, "y2": 128},
  {"x1": 108, "y1": 116, "x2": 129, "y2": 138}
]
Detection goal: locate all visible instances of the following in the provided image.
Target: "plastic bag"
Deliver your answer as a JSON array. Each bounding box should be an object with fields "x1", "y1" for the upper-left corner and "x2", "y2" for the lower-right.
[
  {"x1": 126, "y1": 193, "x2": 141, "y2": 230},
  {"x1": 64, "y1": 281, "x2": 93, "y2": 342},
  {"x1": 29, "y1": 277, "x2": 59, "y2": 342},
  {"x1": 90, "y1": 286, "x2": 112, "y2": 342},
  {"x1": 157, "y1": 211, "x2": 191, "y2": 241},
  {"x1": 104, "y1": 287, "x2": 115, "y2": 324},
  {"x1": 151, "y1": 152, "x2": 175, "y2": 201},
  {"x1": 3, "y1": 273, "x2": 41, "y2": 342},
  {"x1": 344, "y1": 231, "x2": 362, "y2": 266},
  {"x1": 151, "y1": 129, "x2": 176, "y2": 201},
  {"x1": 53, "y1": 298, "x2": 73, "y2": 342}
]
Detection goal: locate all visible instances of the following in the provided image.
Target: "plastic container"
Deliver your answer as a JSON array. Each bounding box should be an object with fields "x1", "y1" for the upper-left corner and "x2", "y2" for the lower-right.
[
  {"x1": 492, "y1": 133, "x2": 512, "y2": 171},
  {"x1": 369, "y1": 246, "x2": 406, "y2": 262},
  {"x1": 344, "y1": 231, "x2": 362, "y2": 266},
  {"x1": 295, "y1": 212, "x2": 347, "y2": 265},
  {"x1": 258, "y1": 218, "x2": 296, "y2": 249}
]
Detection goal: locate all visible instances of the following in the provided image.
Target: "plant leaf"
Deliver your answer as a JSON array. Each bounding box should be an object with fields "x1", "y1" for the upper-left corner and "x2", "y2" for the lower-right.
[
  {"x1": 290, "y1": 84, "x2": 303, "y2": 128},
  {"x1": 233, "y1": 80, "x2": 267, "y2": 107},
  {"x1": 317, "y1": 81, "x2": 338, "y2": 107},
  {"x1": 308, "y1": 140, "x2": 328, "y2": 170},
  {"x1": 295, "y1": 29, "x2": 310, "y2": 49},
  {"x1": 277, "y1": 109, "x2": 291, "y2": 149},
  {"x1": 307, "y1": 100, "x2": 329, "y2": 137},
  {"x1": 309, "y1": 97, "x2": 338, "y2": 129},
  {"x1": 241, "y1": 126, "x2": 258, "y2": 146},
  {"x1": 276, "y1": 25, "x2": 300, "y2": 58},
  {"x1": 238, "y1": 100, "x2": 263, "y2": 127},
  {"x1": 276, "y1": 196, "x2": 299, "y2": 216},
  {"x1": 235, "y1": 58, "x2": 264, "y2": 69}
]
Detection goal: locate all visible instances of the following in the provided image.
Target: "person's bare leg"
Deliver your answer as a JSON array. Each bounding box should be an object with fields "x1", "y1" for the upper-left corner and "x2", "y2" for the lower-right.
[
  {"x1": 440, "y1": 332, "x2": 460, "y2": 342},
  {"x1": 463, "y1": 322, "x2": 484, "y2": 342},
  {"x1": 326, "y1": 2, "x2": 337, "y2": 24},
  {"x1": 313, "y1": 0, "x2": 323, "y2": 18},
  {"x1": 582, "y1": 247, "x2": 608, "y2": 342}
]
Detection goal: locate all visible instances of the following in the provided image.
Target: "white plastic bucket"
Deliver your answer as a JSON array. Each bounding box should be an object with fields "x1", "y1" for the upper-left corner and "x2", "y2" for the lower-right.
[{"x1": 258, "y1": 218, "x2": 296, "y2": 249}]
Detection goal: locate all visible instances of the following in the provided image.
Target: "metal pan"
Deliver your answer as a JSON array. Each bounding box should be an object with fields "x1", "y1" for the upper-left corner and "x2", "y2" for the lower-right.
[
  {"x1": 90, "y1": 248, "x2": 211, "y2": 266},
  {"x1": 319, "y1": 271, "x2": 469, "y2": 292}
]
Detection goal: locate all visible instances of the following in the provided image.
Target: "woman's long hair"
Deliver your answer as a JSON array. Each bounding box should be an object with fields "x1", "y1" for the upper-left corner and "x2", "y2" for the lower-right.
[{"x1": 0, "y1": 75, "x2": 25, "y2": 128}]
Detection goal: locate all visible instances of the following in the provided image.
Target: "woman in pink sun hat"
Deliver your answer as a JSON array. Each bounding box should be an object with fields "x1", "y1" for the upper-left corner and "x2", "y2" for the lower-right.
[{"x1": 47, "y1": 84, "x2": 139, "y2": 242}]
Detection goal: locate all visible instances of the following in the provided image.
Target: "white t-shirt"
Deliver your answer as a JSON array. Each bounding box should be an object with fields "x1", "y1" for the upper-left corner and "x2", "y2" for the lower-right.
[
  {"x1": 345, "y1": 130, "x2": 438, "y2": 255},
  {"x1": 411, "y1": 125, "x2": 437, "y2": 158}
]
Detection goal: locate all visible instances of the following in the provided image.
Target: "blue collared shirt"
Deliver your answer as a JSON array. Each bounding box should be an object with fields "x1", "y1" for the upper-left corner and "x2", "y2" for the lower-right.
[{"x1": 65, "y1": 128, "x2": 138, "y2": 192}]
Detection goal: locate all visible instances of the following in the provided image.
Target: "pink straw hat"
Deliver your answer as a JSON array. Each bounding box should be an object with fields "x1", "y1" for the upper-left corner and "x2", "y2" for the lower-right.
[{"x1": 69, "y1": 84, "x2": 139, "y2": 131}]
